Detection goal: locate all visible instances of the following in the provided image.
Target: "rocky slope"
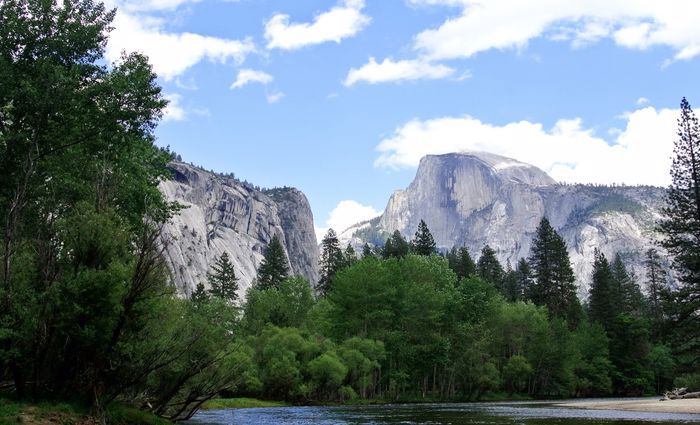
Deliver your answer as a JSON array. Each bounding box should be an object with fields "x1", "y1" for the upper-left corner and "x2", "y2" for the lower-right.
[
  {"x1": 159, "y1": 162, "x2": 319, "y2": 298},
  {"x1": 343, "y1": 152, "x2": 669, "y2": 296}
]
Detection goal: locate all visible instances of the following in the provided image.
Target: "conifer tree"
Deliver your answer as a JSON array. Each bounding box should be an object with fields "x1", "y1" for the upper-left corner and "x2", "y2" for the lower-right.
[
  {"x1": 448, "y1": 246, "x2": 476, "y2": 280},
  {"x1": 644, "y1": 248, "x2": 667, "y2": 333},
  {"x1": 501, "y1": 263, "x2": 520, "y2": 302},
  {"x1": 191, "y1": 282, "x2": 209, "y2": 304},
  {"x1": 528, "y1": 218, "x2": 580, "y2": 324},
  {"x1": 588, "y1": 249, "x2": 617, "y2": 329},
  {"x1": 318, "y1": 229, "x2": 344, "y2": 296},
  {"x1": 658, "y1": 97, "x2": 700, "y2": 362},
  {"x1": 208, "y1": 252, "x2": 239, "y2": 302},
  {"x1": 411, "y1": 219, "x2": 436, "y2": 256},
  {"x1": 476, "y1": 245, "x2": 504, "y2": 287},
  {"x1": 344, "y1": 244, "x2": 358, "y2": 268},
  {"x1": 362, "y1": 243, "x2": 374, "y2": 258},
  {"x1": 256, "y1": 235, "x2": 290, "y2": 290},
  {"x1": 383, "y1": 230, "x2": 410, "y2": 259},
  {"x1": 611, "y1": 254, "x2": 644, "y2": 315},
  {"x1": 515, "y1": 258, "x2": 533, "y2": 300}
]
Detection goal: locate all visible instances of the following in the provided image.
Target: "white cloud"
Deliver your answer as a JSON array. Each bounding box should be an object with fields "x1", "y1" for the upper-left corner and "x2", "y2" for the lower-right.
[
  {"x1": 410, "y1": 0, "x2": 700, "y2": 62},
  {"x1": 162, "y1": 93, "x2": 186, "y2": 121},
  {"x1": 637, "y1": 96, "x2": 650, "y2": 105},
  {"x1": 375, "y1": 106, "x2": 678, "y2": 186},
  {"x1": 230, "y1": 69, "x2": 274, "y2": 89},
  {"x1": 264, "y1": 0, "x2": 370, "y2": 50},
  {"x1": 106, "y1": 11, "x2": 255, "y2": 81},
  {"x1": 115, "y1": 0, "x2": 201, "y2": 12},
  {"x1": 266, "y1": 91, "x2": 285, "y2": 104},
  {"x1": 316, "y1": 200, "x2": 381, "y2": 243},
  {"x1": 344, "y1": 57, "x2": 456, "y2": 86}
]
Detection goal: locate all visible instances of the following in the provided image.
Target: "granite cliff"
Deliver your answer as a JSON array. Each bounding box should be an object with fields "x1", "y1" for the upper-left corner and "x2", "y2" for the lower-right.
[
  {"x1": 159, "y1": 162, "x2": 319, "y2": 298},
  {"x1": 343, "y1": 152, "x2": 669, "y2": 295}
]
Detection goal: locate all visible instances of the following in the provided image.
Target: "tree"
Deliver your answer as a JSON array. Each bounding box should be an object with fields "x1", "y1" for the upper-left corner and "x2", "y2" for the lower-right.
[
  {"x1": 501, "y1": 264, "x2": 520, "y2": 302},
  {"x1": 191, "y1": 282, "x2": 209, "y2": 304},
  {"x1": 361, "y1": 243, "x2": 374, "y2": 259},
  {"x1": 318, "y1": 229, "x2": 344, "y2": 296},
  {"x1": 611, "y1": 254, "x2": 645, "y2": 315},
  {"x1": 447, "y1": 246, "x2": 476, "y2": 280},
  {"x1": 411, "y1": 219, "x2": 436, "y2": 256},
  {"x1": 657, "y1": 97, "x2": 700, "y2": 366},
  {"x1": 208, "y1": 252, "x2": 239, "y2": 302},
  {"x1": 476, "y1": 245, "x2": 504, "y2": 288},
  {"x1": 383, "y1": 230, "x2": 410, "y2": 259},
  {"x1": 515, "y1": 258, "x2": 533, "y2": 301},
  {"x1": 256, "y1": 234, "x2": 289, "y2": 291},
  {"x1": 344, "y1": 244, "x2": 358, "y2": 268},
  {"x1": 527, "y1": 218, "x2": 581, "y2": 325},
  {"x1": 644, "y1": 248, "x2": 667, "y2": 337}
]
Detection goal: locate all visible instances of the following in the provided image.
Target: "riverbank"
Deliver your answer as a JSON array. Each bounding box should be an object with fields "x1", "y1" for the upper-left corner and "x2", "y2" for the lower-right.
[
  {"x1": 0, "y1": 398, "x2": 172, "y2": 425},
  {"x1": 556, "y1": 398, "x2": 700, "y2": 414}
]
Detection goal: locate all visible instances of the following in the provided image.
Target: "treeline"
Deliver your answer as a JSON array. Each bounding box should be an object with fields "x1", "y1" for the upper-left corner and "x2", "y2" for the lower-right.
[{"x1": 227, "y1": 214, "x2": 674, "y2": 402}]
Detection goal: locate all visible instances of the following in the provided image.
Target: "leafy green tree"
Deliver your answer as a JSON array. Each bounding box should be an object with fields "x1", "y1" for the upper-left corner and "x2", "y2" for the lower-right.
[
  {"x1": 256, "y1": 235, "x2": 289, "y2": 290},
  {"x1": 208, "y1": 252, "x2": 239, "y2": 302},
  {"x1": 476, "y1": 245, "x2": 504, "y2": 288},
  {"x1": 571, "y1": 321, "x2": 613, "y2": 396},
  {"x1": 411, "y1": 219, "x2": 436, "y2": 256},
  {"x1": 308, "y1": 352, "x2": 348, "y2": 400},
  {"x1": 318, "y1": 229, "x2": 344, "y2": 296},
  {"x1": 527, "y1": 218, "x2": 581, "y2": 325},
  {"x1": 502, "y1": 355, "x2": 533, "y2": 394},
  {"x1": 244, "y1": 276, "x2": 314, "y2": 334},
  {"x1": 658, "y1": 97, "x2": 700, "y2": 367},
  {"x1": 383, "y1": 230, "x2": 410, "y2": 259}
]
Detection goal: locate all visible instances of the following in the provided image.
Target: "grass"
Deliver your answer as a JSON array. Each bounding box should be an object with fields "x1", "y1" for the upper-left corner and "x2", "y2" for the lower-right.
[
  {"x1": 0, "y1": 397, "x2": 172, "y2": 425},
  {"x1": 202, "y1": 397, "x2": 288, "y2": 409}
]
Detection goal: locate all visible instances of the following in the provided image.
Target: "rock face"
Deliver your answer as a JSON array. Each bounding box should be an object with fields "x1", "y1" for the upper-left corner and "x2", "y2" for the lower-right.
[
  {"x1": 344, "y1": 152, "x2": 670, "y2": 296},
  {"x1": 159, "y1": 162, "x2": 319, "y2": 298}
]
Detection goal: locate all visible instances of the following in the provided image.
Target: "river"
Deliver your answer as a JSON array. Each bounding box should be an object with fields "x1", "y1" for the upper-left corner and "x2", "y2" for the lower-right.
[{"x1": 185, "y1": 399, "x2": 700, "y2": 424}]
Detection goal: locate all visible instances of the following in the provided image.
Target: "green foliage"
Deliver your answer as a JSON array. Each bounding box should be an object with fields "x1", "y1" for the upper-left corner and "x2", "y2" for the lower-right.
[
  {"x1": 208, "y1": 252, "x2": 239, "y2": 302},
  {"x1": 382, "y1": 230, "x2": 410, "y2": 259},
  {"x1": 476, "y1": 245, "x2": 504, "y2": 288},
  {"x1": 202, "y1": 398, "x2": 288, "y2": 409},
  {"x1": 410, "y1": 219, "x2": 437, "y2": 256},
  {"x1": 318, "y1": 229, "x2": 344, "y2": 296},
  {"x1": 446, "y1": 246, "x2": 476, "y2": 280},
  {"x1": 256, "y1": 235, "x2": 289, "y2": 290},
  {"x1": 244, "y1": 276, "x2": 314, "y2": 334},
  {"x1": 527, "y1": 218, "x2": 581, "y2": 325}
]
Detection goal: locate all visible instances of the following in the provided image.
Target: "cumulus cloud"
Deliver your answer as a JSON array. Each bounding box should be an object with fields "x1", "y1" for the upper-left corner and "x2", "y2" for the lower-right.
[
  {"x1": 315, "y1": 200, "x2": 381, "y2": 243},
  {"x1": 409, "y1": 0, "x2": 700, "y2": 63},
  {"x1": 106, "y1": 11, "x2": 255, "y2": 81},
  {"x1": 344, "y1": 57, "x2": 456, "y2": 86},
  {"x1": 375, "y1": 106, "x2": 678, "y2": 186},
  {"x1": 264, "y1": 0, "x2": 370, "y2": 50},
  {"x1": 162, "y1": 93, "x2": 186, "y2": 121},
  {"x1": 637, "y1": 97, "x2": 650, "y2": 105},
  {"x1": 230, "y1": 69, "x2": 274, "y2": 89}
]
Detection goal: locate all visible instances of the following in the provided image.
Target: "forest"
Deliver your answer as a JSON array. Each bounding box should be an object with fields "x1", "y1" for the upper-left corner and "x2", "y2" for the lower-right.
[{"x1": 1, "y1": 0, "x2": 699, "y2": 423}]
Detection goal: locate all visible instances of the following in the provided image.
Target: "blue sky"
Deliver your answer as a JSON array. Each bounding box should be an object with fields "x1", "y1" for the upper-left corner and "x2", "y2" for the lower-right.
[{"x1": 103, "y1": 0, "x2": 700, "y2": 239}]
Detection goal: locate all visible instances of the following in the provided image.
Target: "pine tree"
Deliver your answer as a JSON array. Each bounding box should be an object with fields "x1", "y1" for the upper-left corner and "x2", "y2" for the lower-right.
[
  {"x1": 501, "y1": 263, "x2": 520, "y2": 302},
  {"x1": 256, "y1": 235, "x2": 290, "y2": 290},
  {"x1": 318, "y1": 229, "x2": 344, "y2": 296},
  {"x1": 344, "y1": 244, "x2": 358, "y2": 268},
  {"x1": 644, "y1": 248, "x2": 667, "y2": 334},
  {"x1": 528, "y1": 218, "x2": 580, "y2": 324},
  {"x1": 611, "y1": 254, "x2": 644, "y2": 315},
  {"x1": 361, "y1": 243, "x2": 374, "y2": 259},
  {"x1": 515, "y1": 258, "x2": 533, "y2": 300},
  {"x1": 447, "y1": 246, "x2": 476, "y2": 280},
  {"x1": 658, "y1": 98, "x2": 700, "y2": 360},
  {"x1": 383, "y1": 230, "x2": 410, "y2": 259},
  {"x1": 208, "y1": 252, "x2": 239, "y2": 302},
  {"x1": 191, "y1": 282, "x2": 209, "y2": 304},
  {"x1": 411, "y1": 219, "x2": 436, "y2": 256},
  {"x1": 588, "y1": 249, "x2": 617, "y2": 329},
  {"x1": 476, "y1": 245, "x2": 504, "y2": 287}
]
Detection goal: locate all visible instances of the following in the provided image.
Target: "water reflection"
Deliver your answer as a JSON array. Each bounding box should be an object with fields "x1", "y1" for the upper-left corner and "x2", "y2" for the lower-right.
[{"x1": 186, "y1": 399, "x2": 700, "y2": 425}]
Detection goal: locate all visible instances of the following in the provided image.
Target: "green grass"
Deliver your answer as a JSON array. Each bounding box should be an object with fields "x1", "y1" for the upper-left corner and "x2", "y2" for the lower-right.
[
  {"x1": 0, "y1": 397, "x2": 171, "y2": 425},
  {"x1": 202, "y1": 397, "x2": 288, "y2": 409}
]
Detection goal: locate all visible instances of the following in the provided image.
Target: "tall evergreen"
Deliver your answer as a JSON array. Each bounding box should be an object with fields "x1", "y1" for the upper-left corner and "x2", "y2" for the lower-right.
[
  {"x1": 501, "y1": 264, "x2": 519, "y2": 302},
  {"x1": 208, "y1": 252, "x2": 239, "y2": 302},
  {"x1": 318, "y1": 229, "x2": 344, "y2": 296},
  {"x1": 383, "y1": 230, "x2": 410, "y2": 259},
  {"x1": 256, "y1": 234, "x2": 290, "y2": 290},
  {"x1": 644, "y1": 248, "x2": 667, "y2": 335},
  {"x1": 611, "y1": 254, "x2": 644, "y2": 315},
  {"x1": 447, "y1": 246, "x2": 476, "y2": 280},
  {"x1": 344, "y1": 244, "x2": 358, "y2": 268},
  {"x1": 362, "y1": 243, "x2": 374, "y2": 259},
  {"x1": 588, "y1": 249, "x2": 617, "y2": 329},
  {"x1": 528, "y1": 218, "x2": 580, "y2": 324},
  {"x1": 476, "y1": 245, "x2": 504, "y2": 287},
  {"x1": 191, "y1": 282, "x2": 209, "y2": 304},
  {"x1": 658, "y1": 97, "x2": 700, "y2": 364},
  {"x1": 411, "y1": 219, "x2": 436, "y2": 256},
  {"x1": 515, "y1": 258, "x2": 533, "y2": 301}
]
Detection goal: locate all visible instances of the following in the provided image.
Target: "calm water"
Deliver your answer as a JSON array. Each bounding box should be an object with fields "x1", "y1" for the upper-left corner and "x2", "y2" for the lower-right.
[{"x1": 185, "y1": 399, "x2": 700, "y2": 425}]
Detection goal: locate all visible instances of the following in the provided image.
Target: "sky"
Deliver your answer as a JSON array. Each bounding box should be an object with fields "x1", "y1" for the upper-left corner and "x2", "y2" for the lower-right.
[{"x1": 103, "y1": 0, "x2": 700, "y2": 240}]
